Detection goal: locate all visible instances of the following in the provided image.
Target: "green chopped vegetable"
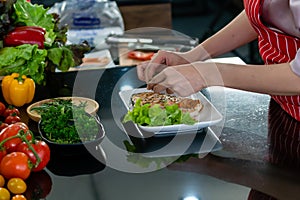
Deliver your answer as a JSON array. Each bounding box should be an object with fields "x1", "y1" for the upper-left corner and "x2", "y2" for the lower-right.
[
  {"x1": 123, "y1": 98, "x2": 196, "y2": 126},
  {"x1": 34, "y1": 99, "x2": 99, "y2": 144}
]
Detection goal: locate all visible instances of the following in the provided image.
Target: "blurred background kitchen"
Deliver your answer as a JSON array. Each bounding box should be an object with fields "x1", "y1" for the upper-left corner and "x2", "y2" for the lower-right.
[{"x1": 31, "y1": 0, "x2": 263, "y2": 65}]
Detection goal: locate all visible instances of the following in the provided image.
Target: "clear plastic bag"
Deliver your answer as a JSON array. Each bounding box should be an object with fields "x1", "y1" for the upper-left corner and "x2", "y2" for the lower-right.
[{"x1": 49, "y1": 0, "x2": 124, "y2": 48}]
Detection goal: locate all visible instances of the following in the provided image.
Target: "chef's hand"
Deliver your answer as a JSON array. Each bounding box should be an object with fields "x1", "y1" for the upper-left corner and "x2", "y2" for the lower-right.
[
  {"x1": 136, "y1": 50, "x2": 190, "y2": 83},
  {"x1": 147, "y1": 63, "x2": 208, "y2": 97}
]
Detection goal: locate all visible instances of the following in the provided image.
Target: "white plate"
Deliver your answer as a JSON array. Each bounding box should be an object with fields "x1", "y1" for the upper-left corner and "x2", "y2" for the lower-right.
[
  {"x1": 119, "y1": 88, "x2": 223, "y2": 134},
  {"x1": 122, "y1": 121, "x2": 223, "y2": 158},
  {"x1": 55, "y1": 50, "x2": 115, "y2": 72}
]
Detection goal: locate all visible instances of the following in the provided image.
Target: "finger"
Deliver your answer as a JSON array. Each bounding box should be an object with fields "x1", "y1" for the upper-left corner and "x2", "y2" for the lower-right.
[
  {"x1": 147, "y1": 83, "x2": 155, "y2": 90},
  {"x1": 152, "y1": 84, "x2": 167, "y2": 94},
  {"x1": 136, "y1": 61, "x2": 150, "y2": 81},
  {"x1": 147, "y1": 70, "x2": 168, "y2": 92},
  {"x1": 144, "y1": 51, "x2": 167, "y2": 83},
  {"x1": 148, "y1": 72, "x2": 167, "y2": 85},
  {"x1": 151, "y1": 50, "x2": 164, "y2": 63},
  {"x1": 145, "y1": 62, "x2": 167, "y2": 83},
  {"x1": 166, "y1": 88, "x2": 174, "y2": 94},
  {"x1": 147, "y1": 83, "x2": 168, "y2": 93}
]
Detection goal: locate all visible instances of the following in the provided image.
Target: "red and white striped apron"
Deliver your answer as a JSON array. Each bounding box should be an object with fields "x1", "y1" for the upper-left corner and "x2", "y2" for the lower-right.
[
  {"x1": 243, "y1": 0, "x2": 300, "y2": 199},
  {"x1": 244, "y1": 0, "x2": 300, "y2": 121}
]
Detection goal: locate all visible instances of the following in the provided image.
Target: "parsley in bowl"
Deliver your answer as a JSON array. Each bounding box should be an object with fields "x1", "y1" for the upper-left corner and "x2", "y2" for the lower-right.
[{"x1": 36, "y1": 98, "x2": 105, "y2": 156}]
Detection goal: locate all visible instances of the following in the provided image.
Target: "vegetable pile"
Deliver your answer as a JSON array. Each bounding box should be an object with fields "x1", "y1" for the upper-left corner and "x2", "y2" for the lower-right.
[
  {"x1": 0, "y1": 0, "x2": 91, "y2": 85},
  {"x1": 33, "y1": 98, "x2": 100, "y2": 144},
  {"x1": 0, "y1": 176, "x2": 27, "y2": 200},
  {"x1": 0, "y1": 101, "x2": 51, "y2": 200},
  {"x1": 0, "y1": 103, "x2": 21, "y2": 127},
  {"x1": 123, "y1": 98, "x2": 196, "y2": 126},
  {"x1": 0, "y1": 170, "x2": 52, "y2": 200}
]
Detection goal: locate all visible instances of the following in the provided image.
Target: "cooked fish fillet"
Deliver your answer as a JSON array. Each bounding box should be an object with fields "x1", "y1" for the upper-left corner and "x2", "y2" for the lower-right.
[{"x1": 131, "y1": 92, "x2": 203, "y2": 120}]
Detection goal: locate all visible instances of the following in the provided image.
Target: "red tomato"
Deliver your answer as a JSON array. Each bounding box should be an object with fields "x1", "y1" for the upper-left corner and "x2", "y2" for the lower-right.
[
  {"x1": 3, "y1": 106, "x2": 20, "y2": 118},
  {"x1": 128, "y1": 51, "x2": 155, "y2": 61},
  {"x1": 0, "y1": 102, "x2": 6, "y2": 116},
  {"x1": 24, "y1": 170, "x2": 52, "y2": 199},
  {"x1": 0, "y1": 149, "x2": 6, "y2": 163},
  {"x1": 0, "y1": 122, "x2": 9, "y2": 132},
  {"x1": 16, "y1": 140, "x2": 50, "y2": 172},
  {"x1": 4, "y1": 114, "x2": 21, "y2": 124},
  {"x1": 0, "y1": 152, "x2": 31, "y2": 180},
  {"x1": 0, "y1": 122, "x2": 31, "y2": 153}
]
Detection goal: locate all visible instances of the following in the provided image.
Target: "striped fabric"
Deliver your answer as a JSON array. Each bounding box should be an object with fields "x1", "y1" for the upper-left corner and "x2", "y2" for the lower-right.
[
  {"x1": 243, "y1": 0, "x2": 300, "y2": 199},
  {"x1": 247, "y1": 99, "x2": 300, "y2": 199},
  {"x1": 268, "y1": 99, "x2": 300, "y2": 168},
  {"x1": 244, "y1": 0, "x2": 300, "y2": 121}
]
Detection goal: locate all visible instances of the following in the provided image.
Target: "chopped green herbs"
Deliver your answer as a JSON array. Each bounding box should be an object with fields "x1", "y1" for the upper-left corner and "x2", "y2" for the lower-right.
[
  {"x1": 33, "y1": 99, "x2": 99, "y2": 144},
  {"x1": 123, "y1": 98, "x2": 196, "y2": 126}
]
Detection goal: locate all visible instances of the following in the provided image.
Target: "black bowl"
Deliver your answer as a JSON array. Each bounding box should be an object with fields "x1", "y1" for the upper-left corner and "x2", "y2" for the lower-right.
[
  {"x1": 38, "y1": 114, "x2": 105, "y2": 157},
  {"x1": 45, "y1": 145, "x2": 107, "y2": 176}
]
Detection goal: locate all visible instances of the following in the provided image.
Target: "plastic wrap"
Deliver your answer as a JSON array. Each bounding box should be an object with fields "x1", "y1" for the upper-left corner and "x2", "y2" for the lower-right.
[{"x1": 49, "y1": 0, "x2": 124, "y2": 48}]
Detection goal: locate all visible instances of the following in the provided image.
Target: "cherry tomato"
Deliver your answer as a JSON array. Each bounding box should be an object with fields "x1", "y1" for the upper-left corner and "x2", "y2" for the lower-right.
[
  {"x1": 11, "y1": 195, "x2": 27, "y2": 200},
  {"x1": 2, "y1": 106, "x2": 20, "y2": 118},
  {"x1": 0, "y1": 122, "x2": 31, "y2": 153},
  {"x1": 0, "y1": 152, "x2": 31, "y2": 180},
  {"x1": 16, "y1": 140, "x2": 50, "y2": 172},
  {"x1": 0, "y1": 187, "x2": 10, "y2": 200},
  {"x1": 24, "y1": 170, "x2": 52, "y2": 199},
  {"x1": 0, "y1": 122, "x2": 9, "y2": 132},
  {"x1": 7, "y1": 178, "x2": 27, "y2": 194},
  {"x1": 0, "y1": 102, "x2": 6, "y2": 116},
  {"x1": 0, "y1": 175, "x2": 5, "y2": 187},
  {"x1": 4, "y1": 114, "x2": 21, "y2": 124}
]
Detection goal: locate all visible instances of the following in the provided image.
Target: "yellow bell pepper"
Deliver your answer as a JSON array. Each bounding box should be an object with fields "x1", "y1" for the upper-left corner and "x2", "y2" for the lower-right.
[{"x1": 1, "y1": 73, "x2": 35, "y2": 107}]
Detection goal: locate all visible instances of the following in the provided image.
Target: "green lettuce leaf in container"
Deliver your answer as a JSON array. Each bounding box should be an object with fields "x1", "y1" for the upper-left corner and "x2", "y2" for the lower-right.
[
  {"x1": 148, "y1": 104, "x2": 168, "y2": 126},
  {"x1": 123, "y1": 98, "x2": 196, "y2": 126}
]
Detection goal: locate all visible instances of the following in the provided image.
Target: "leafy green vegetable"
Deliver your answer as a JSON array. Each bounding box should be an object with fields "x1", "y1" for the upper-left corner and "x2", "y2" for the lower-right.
[
  {"x1": 35, "y1": 99, "x2": 100, "y2": 144},
  {"x1": 0, "y1": 0, "x2": 91, "y2": 84},
  {"x1": 47, "y1": 46, "x2": 75, "y2": 72},
  {"x1": 0, "y1": 44, "x2": 47, "y2": 84},
  {"x1": 12, "y1": 0, "x2": 56, "y2": 47},
  {"x1": 123, "y1": 98, "x2": 196, "y2": 126}
]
